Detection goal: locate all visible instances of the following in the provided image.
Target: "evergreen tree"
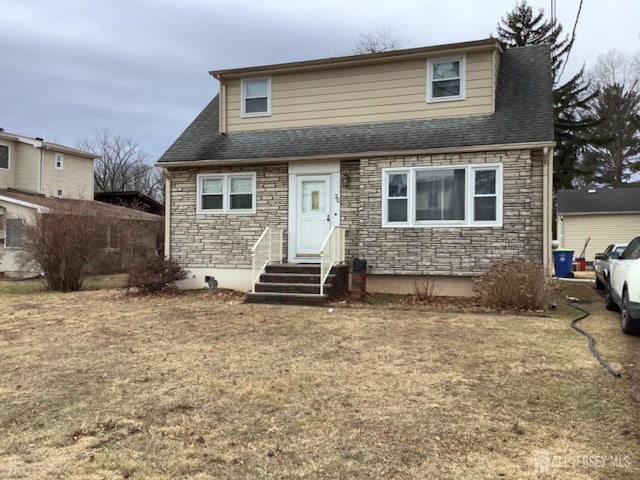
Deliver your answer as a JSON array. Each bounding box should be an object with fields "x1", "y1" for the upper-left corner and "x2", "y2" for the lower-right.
[
  {"x1": 497, "y1": 1, "x2": 596, "y2": 191},
  {"x1": 579, "y1": 83, "x2": 640, "y2": 186}
]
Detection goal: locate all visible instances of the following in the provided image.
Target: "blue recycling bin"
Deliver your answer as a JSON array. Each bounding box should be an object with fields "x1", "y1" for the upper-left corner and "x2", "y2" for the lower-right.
[{"x1": 553, "y1": 248, "x2": 574, "y2": 278}]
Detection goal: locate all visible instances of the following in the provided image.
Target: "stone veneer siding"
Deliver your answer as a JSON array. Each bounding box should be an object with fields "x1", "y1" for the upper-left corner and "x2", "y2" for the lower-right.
[
  {"x1": 169, "y1": 163, "x2": 289, "y2": 269},
  {"x1": 339, "y1": 160, "x2": 361, "y2": 263},
  {"x1": 357, "y1": 149, "x2": 544, "y2": 276},
  {"x1": 169, "y1": 149, "x2": 544, "y2": 277}
]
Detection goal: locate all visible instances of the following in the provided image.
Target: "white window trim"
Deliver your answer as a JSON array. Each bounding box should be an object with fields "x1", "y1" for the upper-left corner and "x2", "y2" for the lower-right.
[
  {"x1": 241, "y1": 77, "x2": 271, "y2": 118},
  {"x1": 426, "y1": 55, "x2": 466, "y2": 103},
  {"x1": 196, "y1": 172, "x2": 256, "y2": 214},
  {"x1": 381, "y1": 163, "x2": 503, "y2": 228},
  {"x1": 55, "y1": 153, "x2": 64, "y2": 170},
  {"x1": 0, "y1": 143, "x2": 9, "y2": 170}
]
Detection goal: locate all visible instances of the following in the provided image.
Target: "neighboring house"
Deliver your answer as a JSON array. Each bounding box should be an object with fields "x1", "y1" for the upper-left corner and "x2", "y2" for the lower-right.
[
  {"x1": 0, "y1": 128, "x2": 95, "y2": 200},
  {"x1": 158, "y1": 38, "x2": 555, "y2": 296},
  {"x1": 0, "y1": 189, "x2": 163, "y2": 276},
  {"x1": 0, "y1": 130, "x2": 162, "y2": 276},
  {"x1": 557, "y1": 187, "x2": 640, "y2": 262},
  {"x1": 95, "y1": 191, "x2": 165, "y2": 216}
]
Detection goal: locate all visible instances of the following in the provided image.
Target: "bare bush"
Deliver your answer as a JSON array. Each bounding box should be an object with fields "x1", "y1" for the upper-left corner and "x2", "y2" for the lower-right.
[
  {"x1": 126, "y1": 256, "x2": 189, "y2": 294},
  {"x1": 413, "y1": 277, "x2": 441, "y2": 303},
  {"x1": 473, "y1": 259, "x2": 552, "y2": 311},
  {"x1": 20, "y1": 203, "x2": 113, "y2": 291}
]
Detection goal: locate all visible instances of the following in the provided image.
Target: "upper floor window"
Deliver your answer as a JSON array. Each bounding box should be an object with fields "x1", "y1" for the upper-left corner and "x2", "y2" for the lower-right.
[
  {"x1": 55, "y1": 153, "x2": 64, "y2": 170},
  {"x1": 427, "y1": 56, "x2": 465, "y2": 102},
  {"x1": 241, "y1": 78, "x2": 271, "y2": 117},
  {"x1": 197, "y1": 173, "x2": 256, "y2": 214},
  {"x1": 0, "y1": 144, "x2": 9, "y2": 169},
  {"x1": 382, "y1": 163, "x2": 502, "y2": 227}
]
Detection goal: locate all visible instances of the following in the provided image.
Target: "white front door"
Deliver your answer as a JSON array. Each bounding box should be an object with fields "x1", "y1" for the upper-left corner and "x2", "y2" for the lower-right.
[{"x1": 295, "y1": 174, "x2": 332, "y2": 258}]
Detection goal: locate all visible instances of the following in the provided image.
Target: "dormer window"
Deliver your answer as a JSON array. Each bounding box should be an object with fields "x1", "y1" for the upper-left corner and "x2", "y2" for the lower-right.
[
  {"x1": 55, "y1": 153, "x2": 64, "y2": 170},
  {"x1": 427, "y1": 56, "x2": 466, "y2": 102},
  {"x1": 241, "y1": 78, "x2": 271, "y2": 117}
]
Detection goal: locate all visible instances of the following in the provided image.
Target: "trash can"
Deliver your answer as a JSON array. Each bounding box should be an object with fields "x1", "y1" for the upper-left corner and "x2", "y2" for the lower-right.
[
  {"x1": 575, "y1": 257, "x2": 586, "y2": 271},
  {"x1": 553, "y1": 249, "x2": 574, "y2": 278}
]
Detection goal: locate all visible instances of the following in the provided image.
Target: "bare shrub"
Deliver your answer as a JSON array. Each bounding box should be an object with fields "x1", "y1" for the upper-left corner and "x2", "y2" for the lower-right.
[
  {"x1": 126, "y1": 256, "x2": 189, "y2": 294},
  {"x1": 413, "y1": 277, "x2": 441, "y2": 303},
  {"x1": 20, "y1": 203, "x2": 113, "y2": 292},
  {"x1": 473, "y1": 259, "x2": 552, "y2": 311}
]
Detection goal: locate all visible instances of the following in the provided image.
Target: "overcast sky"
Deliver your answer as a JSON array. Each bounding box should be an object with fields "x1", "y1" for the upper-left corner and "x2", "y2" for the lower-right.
[{"x1": 2, "y1": 0, "x2": 639, "y2": 162}]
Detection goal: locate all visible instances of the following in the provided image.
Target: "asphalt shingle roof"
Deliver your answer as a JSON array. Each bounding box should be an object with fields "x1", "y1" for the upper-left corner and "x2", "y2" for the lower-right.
[
  {"x1": 0, "y1": 189, "x2": 163, "y2": 221},
  {"x1": 557, "y1": 187, "x2": 640, "y2": 214},
  {"x1": 158, "y1": 44, "x2": 554, "y2": 164}
]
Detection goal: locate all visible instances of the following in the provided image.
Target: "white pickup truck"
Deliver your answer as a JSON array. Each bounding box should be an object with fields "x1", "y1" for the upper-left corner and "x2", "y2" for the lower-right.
[{"x1": 606, "y1": 235, "x2": 640, "y2": 335}]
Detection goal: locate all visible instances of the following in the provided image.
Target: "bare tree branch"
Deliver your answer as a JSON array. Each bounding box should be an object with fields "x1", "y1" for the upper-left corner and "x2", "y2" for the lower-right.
[
  {"x1": 76, "y1": 128, "x2": 164, "y2": 202},
  {"x1": 353, "y1": 28, "x2": 405, "y2": 54}
]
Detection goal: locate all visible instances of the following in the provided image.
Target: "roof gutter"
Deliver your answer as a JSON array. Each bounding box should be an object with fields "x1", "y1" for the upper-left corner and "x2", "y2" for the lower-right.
[
  {"x1": 156, "y1": 141, "x2": 556, "y2": 169},
  {"x1": 210, "y1": 38, "x2": 502, "y2": 79}
]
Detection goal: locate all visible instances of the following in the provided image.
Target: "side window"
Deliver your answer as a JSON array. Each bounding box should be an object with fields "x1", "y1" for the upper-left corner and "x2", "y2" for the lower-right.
[
  {"x1": 622, "y1": 238, "x2": 640, "y2": 260},
  {"x1": 55, "y1": 153, "x2": 64, "y2": 170},
  {"x1": 197, "y1": 173, "x2": 256, "y2": 214},
  {"x1": 0, "y1": 144, "x2": 9, "y2": 169},
  {"x1": 5, "y1": 218, "x2": 23, "y2": 248}
]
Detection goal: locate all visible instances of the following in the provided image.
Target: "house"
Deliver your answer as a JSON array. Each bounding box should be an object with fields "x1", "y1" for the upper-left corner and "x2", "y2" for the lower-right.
[
  {"x1": 556, "y1": 187, "x2": 640, "y2": 262},
  {"x1": 0, "y1": 130, "x2": 163, "y2": 276},
  {"x1": 95, "y1": 191, "x2": 165, "y2": 216},
  {"x1": 0, "y1": 129, "x2": 95, "y2": 200},
  {"x1": 157, "y1": 38, "x2": 555, "y2": 298}
]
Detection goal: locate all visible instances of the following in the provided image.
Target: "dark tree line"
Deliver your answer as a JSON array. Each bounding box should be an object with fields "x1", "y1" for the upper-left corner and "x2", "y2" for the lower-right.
[
  {"x1": 497, "y1": 1, "x2": 640, "y2": 190},
  {"x1": 76, "y1": 128, "x2": 165, "y2": 203}
]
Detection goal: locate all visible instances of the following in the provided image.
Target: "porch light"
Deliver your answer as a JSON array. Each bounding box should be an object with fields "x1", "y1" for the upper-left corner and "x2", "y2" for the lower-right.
[{"x1": 341, "y1": 173, "x2": 350, "y2": 187}]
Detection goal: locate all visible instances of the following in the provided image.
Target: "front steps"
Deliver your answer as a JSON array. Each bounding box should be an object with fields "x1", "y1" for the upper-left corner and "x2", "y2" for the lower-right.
[{"x1": 245, "y1": 263, "x2": 349, "y2": 306}]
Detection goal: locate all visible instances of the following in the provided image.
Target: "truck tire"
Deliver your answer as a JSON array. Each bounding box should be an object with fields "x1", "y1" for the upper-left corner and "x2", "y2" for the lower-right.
[
  {"x1": 605, "y1": 287, "x2": 619, "y2": 312},
  {"x1": 595, "y1": 277, "x2": 605, "y2": 290},
  {"x1": 621, "y1": 290, "x2": 640, "y2": 335}
]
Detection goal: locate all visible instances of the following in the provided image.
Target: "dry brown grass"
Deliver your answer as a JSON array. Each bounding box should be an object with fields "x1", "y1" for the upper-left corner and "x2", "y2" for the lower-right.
[{"x1": 0, "y1": 280, "x2": 639, "y2": 479}]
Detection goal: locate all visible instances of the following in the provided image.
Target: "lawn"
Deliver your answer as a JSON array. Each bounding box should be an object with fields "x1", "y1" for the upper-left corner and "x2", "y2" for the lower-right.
[{"x1": 0, "y1": 278, "x2": 639, "y2": 479}]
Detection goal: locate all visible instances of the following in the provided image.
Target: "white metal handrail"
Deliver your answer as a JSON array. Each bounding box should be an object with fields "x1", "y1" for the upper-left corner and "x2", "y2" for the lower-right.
[
  {"x1": 251, "y1": 227, "x2": 284, "y2": 292},
  {"x1": 319, "y1": 226, "x2": 346, "y2": 295}
]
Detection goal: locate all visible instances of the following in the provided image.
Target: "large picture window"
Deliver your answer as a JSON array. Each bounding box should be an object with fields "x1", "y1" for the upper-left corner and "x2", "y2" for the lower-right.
[
  {"x1": 427, "y1": 56, "x2": 465, "y2": 102},
  {"x1": 197, "y1": 173, "x2": 256, "y2": 214},
  {"x1": 241, "y1": 78, "x2": 271, "y2": 117},
  {"x1": 382, "y1": 164, "x2": 502, "y2": 227}
]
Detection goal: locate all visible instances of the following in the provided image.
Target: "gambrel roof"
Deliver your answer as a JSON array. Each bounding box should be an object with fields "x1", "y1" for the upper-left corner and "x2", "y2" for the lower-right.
[{"x1": 158, "y1": 44, "x2": 554, "y2": 165}]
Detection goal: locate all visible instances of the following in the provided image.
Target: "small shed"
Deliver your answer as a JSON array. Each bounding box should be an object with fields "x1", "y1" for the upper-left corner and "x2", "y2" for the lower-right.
[{"x1": 556, "y1": 187, "x2": 640, "y2": 262}]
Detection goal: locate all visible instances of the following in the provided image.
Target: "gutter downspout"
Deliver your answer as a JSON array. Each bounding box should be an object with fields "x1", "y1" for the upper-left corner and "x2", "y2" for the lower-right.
[
  {"x1": 39, "y1": 147, "x2": 44, "y2": 194},
  {"x1": 164, "y1": 170, "x2": 171, "y2": 258},
  {"x1": 542, "y1": 146, "x2": 553, "y2": 272}
]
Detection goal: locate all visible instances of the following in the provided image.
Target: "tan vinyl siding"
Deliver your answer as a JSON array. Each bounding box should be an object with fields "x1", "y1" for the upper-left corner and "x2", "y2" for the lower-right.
[
  {"x1": 225, "y1": 51, "x2": 495, "y2": 132},
  {"x1": 14, "y1": 143, "x2": 40, "y2": 192},
  {"x1": 0, "y1": 140, "x2": 17, "y2": 189},
  {"x1": 559, "y1": 214, "x2": 640, "y2": 262},
  {"x1": 41, "y1": 151, "x2": 94, "y2": 200}
]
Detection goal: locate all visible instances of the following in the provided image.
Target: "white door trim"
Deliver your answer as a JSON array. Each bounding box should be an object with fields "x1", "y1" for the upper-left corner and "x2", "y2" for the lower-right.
[{"x1": 288, "y1": 161, "x2": 340, "y2": 263}]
